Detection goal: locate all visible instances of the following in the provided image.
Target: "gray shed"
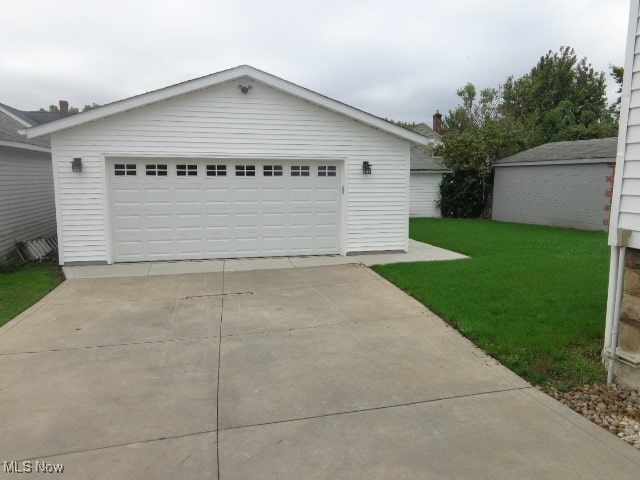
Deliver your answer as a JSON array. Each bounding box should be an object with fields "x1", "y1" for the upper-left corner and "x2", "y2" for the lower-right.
[{"x1": 492, "y1": 137, "x2": 616, "y2": 231}]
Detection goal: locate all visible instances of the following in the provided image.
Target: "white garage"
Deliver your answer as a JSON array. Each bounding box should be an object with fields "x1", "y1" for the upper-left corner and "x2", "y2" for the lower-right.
[{"x1": 25, "y1": 66, "x2": 430, "y2": 265}]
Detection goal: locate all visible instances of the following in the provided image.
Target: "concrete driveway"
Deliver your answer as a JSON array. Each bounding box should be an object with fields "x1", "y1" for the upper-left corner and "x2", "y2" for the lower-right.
[{"x1": 1, "y1": 264, "x2": 639, "y2": 479}]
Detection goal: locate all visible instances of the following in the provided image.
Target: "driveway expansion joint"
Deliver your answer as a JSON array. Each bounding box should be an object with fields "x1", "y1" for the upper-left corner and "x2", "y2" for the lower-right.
[
  {"x1": 185, "y1": 292, "x2": 254, "y2": 299},
  {"x1": 15, "y1": 430, "x2": 218, "y2": 464},
  {"x1": 0, "y1": 335, "x2": 221, "y2": 356},
  {"x1": 219, "y1": 386, "x2": 534, "y2": 432}
]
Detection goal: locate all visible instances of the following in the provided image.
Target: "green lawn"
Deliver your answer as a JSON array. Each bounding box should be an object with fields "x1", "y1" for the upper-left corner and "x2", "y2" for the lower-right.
[
  {"x1": 0, "y1": 261, "x2": 64, "y2": 328},
  {"x1": 372, "y1": 218, "x2": 610, "y2": 389}
]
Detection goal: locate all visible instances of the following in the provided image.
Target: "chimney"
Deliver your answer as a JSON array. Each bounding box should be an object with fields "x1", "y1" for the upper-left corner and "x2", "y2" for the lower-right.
[
  {"x1": 433, "y1": 110, "x2": 443, "y2": 135},
  {"x1": 59, "y1": 100, "x2": 69, "y2": 117}
]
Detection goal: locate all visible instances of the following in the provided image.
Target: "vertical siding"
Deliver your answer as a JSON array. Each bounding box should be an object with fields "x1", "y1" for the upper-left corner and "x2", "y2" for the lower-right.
[
  {"x1": 611, "y1": 2, "x2": 640, "y2": 246},
  {"x1": 0, "y1": 147, "x2": 57, "y2": 258},
  {"x1": 52, "y1": 81, "x2": 410, "y2": 263},
  {"x1": 409, "y1": 172, "x2": 442, "y2": 217},
  {"x1": 492, "y1": 163, "x2": 610, "y2": 231}
]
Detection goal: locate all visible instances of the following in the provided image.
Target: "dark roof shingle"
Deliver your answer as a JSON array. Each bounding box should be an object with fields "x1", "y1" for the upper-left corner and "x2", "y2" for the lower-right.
[
  {"x1": 410, "y1": 146, "x2": 448, "y2": 172},
  {"x1": 0, "y1": 103, "x2": 60, "y2": 149},
  {"x1": 495, "y1": 137, "x2": 617, "y2": 164}
]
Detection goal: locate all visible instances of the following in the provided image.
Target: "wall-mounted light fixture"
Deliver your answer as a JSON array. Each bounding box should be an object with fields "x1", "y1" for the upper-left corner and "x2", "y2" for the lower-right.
[
  {"x1": 238, "y1": 84, "x2": 253, "y2": 94},
  {"x1": 71, "y1": 157, "x2": 82, "y2": 173},
  {"x1": 362, "y1": 161, "x2": 372, "y2": 174}
]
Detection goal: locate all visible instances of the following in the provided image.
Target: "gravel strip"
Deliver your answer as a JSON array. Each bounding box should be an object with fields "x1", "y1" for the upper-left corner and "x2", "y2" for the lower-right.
[{"x1": 546, "y1": 383, "x2": 640, "y2": 450}]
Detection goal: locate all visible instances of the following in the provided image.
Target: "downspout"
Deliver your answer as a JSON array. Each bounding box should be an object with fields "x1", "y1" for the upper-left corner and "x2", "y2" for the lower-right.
[
  {"x1": 607, "y1": 229, "x2": 630, "y2": 386},
  {"x1": 604, "y1": 246, "x2": 619, "y2": 350}
]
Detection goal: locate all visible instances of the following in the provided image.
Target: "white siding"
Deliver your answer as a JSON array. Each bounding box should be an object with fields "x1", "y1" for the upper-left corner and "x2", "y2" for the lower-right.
[
  {"x1": 409, "y1": 172, "x2": 442, "y2": 217},
  {"x1": 51, "y1": 81, "x2": 410, "y2": 264},
  {"x1": 0, "y1": 147, "x2": 57, "y2": 258},
  {"x1": 611, "y1": 2, "x2": 640, "y2": 247}
]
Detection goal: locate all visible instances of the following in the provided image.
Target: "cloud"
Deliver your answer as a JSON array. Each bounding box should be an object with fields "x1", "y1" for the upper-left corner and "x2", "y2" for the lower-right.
[{"x1": 3, "y1": 0, "x2": 629, "y2": 123}]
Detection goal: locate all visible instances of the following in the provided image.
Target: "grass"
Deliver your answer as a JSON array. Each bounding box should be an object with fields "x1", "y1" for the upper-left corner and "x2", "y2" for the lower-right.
[
  {"x1": 0, "y1": 258, "x2": 63, "y2": 328},
  {"x1": 372, "y1": 218, "x2": 610, "y2": 390}
]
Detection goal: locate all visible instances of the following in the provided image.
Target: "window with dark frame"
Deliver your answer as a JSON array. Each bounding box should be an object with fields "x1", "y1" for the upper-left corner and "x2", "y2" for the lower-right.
[
  {"x1": 263, "y1": 165, "x2": 283, "y2": 176},
  {"x1": 114, "y1": 163, "x2": 137, "y2": 176},
  {"x1": 177, "y1": 164, "x2": 198, "y2": 176},
  {"x1": 235, "y1": 165, "x2": 256, "y2": 177},
  {"x1": 146, "y1": 164, "x2": 168, "y2": 176},
  {"x1": 206, "y1": 164, "x2": 227, "y2": 176},
  {"x1": 318, "y1": 165, "x2": 337, "y2": 177},
  {"x1": 291, "y1": 165, "x2": 310, "y2": 177}
]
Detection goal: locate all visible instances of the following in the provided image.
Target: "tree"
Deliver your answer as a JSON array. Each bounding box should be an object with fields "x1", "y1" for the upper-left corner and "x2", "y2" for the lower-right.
[
  {"x1": 38, "y1": 105, "x2": 60, "y2": 112},
  {"x1": 437, "y1": 46, "x2": 618, "y2": 218},
  {"x1": 437, "y1": 83, "x2": 529, "y2": 217},
  {"x1": 38, "y1": 102, "x2": 101, "y2": 115},
  {"x1": 501, "y1": 46, "x2": 615, "y2": 143},
  {"x1": 609, "y1": 64, "x2": 624, "y2": 121},
  {"x1": 82, "y1": 103, "x2": 101, "y2": 112},
  {"x1": 442, "y1": 83, "x2": 501, "y2": 132}
]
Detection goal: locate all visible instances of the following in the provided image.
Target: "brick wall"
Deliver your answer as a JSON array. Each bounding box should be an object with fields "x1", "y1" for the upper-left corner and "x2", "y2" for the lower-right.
[
  {"x1": 604, "y1": 163, "x2": 615, "y2": 229},
  {"x1": 615, "y1": 248, "x2": 640, "y2": 389}
]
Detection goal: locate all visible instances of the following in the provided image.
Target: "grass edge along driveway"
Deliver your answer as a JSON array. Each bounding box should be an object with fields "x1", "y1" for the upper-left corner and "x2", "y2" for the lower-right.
[
  {"x1": 0, "y1": 260, "x2": 63, "y2": 328},
  {"x1": 373, "y1": 218, "x2": 609, "y2": 390}
]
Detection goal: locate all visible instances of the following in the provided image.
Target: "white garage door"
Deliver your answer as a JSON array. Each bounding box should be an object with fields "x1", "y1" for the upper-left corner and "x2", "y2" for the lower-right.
[{"x1": 109, "y1": 159, "x2": 341, "y2": 262}]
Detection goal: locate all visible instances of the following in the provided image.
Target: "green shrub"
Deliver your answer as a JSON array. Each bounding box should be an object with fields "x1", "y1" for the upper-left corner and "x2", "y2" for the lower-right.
[{"x1": 438, "y1": 169, "x2": 487, "y2": 218}]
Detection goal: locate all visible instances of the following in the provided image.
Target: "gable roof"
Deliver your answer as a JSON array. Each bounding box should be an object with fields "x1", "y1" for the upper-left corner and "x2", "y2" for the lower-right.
[
  {"x1": 410, "y1": 122, "x2": 440, "y2": 141},
  {"x1": 0, "y1": 103, "x2": 59, "y2": 151},
  {"x1": 495, "y1": 137, "x2": 617, "y2": 166},
  {"x1": 0, "y1": 103, "x2": 60, "y2": 127},
  {"x1": 410, "y1": 146, "x2": 447, "y2": 172},
  {"x1": 24, "y1": 65, "x2": 431, "y2": 146}
]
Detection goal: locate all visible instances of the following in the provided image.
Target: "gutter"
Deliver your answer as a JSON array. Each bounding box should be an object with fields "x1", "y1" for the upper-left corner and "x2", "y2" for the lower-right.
[{"x1": 0, "y1": 140, "x2": 51, "y2": 153}]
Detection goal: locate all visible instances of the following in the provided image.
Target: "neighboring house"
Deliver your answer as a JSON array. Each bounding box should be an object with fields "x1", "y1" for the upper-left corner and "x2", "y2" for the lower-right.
[
  {"x1": 605, "y1": 0, "x2": 640, "y2": 390},
  {"x1": 0, "y1": 103, "x2": 60, "y2": 259},
  {"x1": 24, "y1": 65, "x2": 431, "y2": 265},
  {"x1": 408, "y1": 122, "x2": 446, "y2": 218},
  {"x1": 410, "y1": 122, "x2": 440, "y2": 142},
  {"x1": 409, "y1": 144, "x2": 447, "y2": 218},
  {"x1": 492, "y1": 138, "x2": 616, "y2": 232}
]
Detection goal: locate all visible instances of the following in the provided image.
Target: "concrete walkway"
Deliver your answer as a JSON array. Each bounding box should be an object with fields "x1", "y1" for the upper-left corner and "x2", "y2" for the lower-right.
[
  {"x1": 62, "y1": 239, "x2": 467, "y2": 279},
  {"x1": 1, "y1": 264, "x2": 639, "y2": 478}
]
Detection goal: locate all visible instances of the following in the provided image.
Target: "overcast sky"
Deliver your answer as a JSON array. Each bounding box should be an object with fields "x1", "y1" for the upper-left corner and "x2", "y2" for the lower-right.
[{"x1": 2, "y1": 0, "x2": 631, "y2": 124}]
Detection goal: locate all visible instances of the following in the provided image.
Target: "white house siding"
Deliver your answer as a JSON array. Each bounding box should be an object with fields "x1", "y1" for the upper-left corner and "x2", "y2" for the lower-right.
[
  {"x1": 409, "y1": 172, "x2": 442, "y2": 217},
  {"x1": 493, "y1": 163, "x2": 610, "y2": 231},
  {"x1": 51, "y1": 81, "x2": 410, "y2": 264},
  {"x1": 0, "y1": 147, "x2": 56, "y2": 258},
  {"x1": 612, "y1": 3, "x2": 640, "y2": 247}
]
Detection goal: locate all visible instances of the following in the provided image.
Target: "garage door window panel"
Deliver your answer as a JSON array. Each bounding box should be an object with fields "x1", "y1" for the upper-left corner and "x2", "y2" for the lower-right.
[
  {"x1": 291, "y1": 166, "x2": 310, "y2": 177},
  {"x1": 207, "y1": 165, "x2": 227, "y2": 177},
  {"x1": 236, "y1": 165, "x2": 256, "y2": 177},
  {"x1": 146, "y1": 164, "x2": 168, "y2": 176},
  {"x1": 264, "y1": 165, "x2": 283, "y2": 177},
  {"x1": 318, "y1": 166, "x2": 337, "y2": 177},
  {"x1": 177, "y1": 164, "x2": 198, "y2": 176},
  {"x1": 114, "y1": 164, "x2": 136, "y2": 176}
]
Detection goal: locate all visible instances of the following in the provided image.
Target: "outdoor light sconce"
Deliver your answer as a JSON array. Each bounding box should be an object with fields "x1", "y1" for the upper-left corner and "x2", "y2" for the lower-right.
[
  {"x1": 238, "y1": 84, "x2": 253, "y2": 94},
  {"x1": 362, "y1": 161, "x2": 372, "y2": 174},
  {"x1": 71, "y1": 158, "x2": 82, "y2": 173}
]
